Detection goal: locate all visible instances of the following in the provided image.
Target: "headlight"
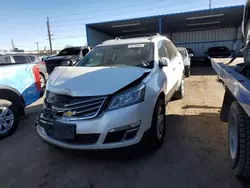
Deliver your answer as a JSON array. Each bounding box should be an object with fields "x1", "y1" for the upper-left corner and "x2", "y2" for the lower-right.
[{"x1": 108, "y1": 83, "x2": 146, "y2": 111}]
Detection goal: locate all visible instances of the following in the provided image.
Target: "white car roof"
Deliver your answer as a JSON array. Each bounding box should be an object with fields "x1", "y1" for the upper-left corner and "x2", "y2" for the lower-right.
[{"x1": 99, "y1": 35, "x2": 170, "y2": 46}]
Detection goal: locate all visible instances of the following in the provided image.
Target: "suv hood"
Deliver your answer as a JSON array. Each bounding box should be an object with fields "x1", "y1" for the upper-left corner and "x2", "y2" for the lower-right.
[{"x1": 47, "y1": 66, "x2": 150, "y2": 96}]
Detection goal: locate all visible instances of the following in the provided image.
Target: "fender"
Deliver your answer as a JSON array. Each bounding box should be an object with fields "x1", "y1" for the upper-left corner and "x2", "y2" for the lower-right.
[{"x1": 0, "y1": 86, "x2": 25, "y2": 116}]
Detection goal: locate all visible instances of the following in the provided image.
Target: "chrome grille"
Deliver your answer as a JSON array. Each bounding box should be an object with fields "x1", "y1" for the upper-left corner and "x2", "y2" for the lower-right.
[{"x1": 51, "y1": 96, "x2": 107, "y2": 120}]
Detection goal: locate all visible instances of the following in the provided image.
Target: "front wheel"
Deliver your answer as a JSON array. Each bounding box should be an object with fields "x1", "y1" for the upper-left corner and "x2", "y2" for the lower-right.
[
  {"x1": 228, "y1": 101, "x2": 250, "y2": 178},
  {"x1": 0, "y1": 100, "x2": 20, "y2": 139},
  {"x1": 145, "y1": 98, "x2": 166, "y2": 150}
]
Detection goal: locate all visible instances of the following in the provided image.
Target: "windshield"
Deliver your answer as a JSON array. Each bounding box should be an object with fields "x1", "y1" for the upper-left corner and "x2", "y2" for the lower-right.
[
  {"x1": 77, "y1": 43, "x2": 154, "y2": 69},
  {"x1": 58, "y1": 48, "x2": 81, "y2": 56}
]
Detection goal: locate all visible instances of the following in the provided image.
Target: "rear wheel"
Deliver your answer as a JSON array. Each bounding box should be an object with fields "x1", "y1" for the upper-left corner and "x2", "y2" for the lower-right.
[
  {"x1": 228, "y1": 101, "x2": 250, "y2": 178},
  {"x1": 0, "y1": 100, "x2": 20, "y2": 139},
  {"x1": 174, "y1": 76, "x2": 185, "y2": 99},
  {"x1": 185, "y1": 66, "x2": 191, "y2": 77},
  {"x1": 39, "y1": 73, "x2": 46, "y2": 88}
]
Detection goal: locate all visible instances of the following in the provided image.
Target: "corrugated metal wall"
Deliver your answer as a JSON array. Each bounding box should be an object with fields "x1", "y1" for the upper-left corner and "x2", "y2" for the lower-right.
[
  {"x1": 86, "y1": 27, "x2": 113, "y2": 47},
  {"x1": 171, "y1": 27, "x2": 242, "y2": 57}
]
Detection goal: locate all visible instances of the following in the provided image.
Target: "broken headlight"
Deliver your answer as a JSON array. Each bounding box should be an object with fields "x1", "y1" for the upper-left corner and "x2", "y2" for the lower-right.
[{"x1": 107, "y1": 83, "x2": 145, "y2": 111}]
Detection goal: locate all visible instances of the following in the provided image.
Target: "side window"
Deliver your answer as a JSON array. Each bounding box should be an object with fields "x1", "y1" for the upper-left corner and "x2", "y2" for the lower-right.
[
  {"x1": 82, "y1": 48, "x2": 90, "y2": 56},
  {"x1": 0, "y1": 56, "x2": 12, "y2": 64},
  {"x1": 28, "y1": 56, "x2": 36, "y2": 61},
  {"x1": 158, "y1": 41, "x2": 169, "y2": 59},
  {"x1": 84, "y1": 51, "x2": 104, "y2": 67},
  {"x1": 165, "y1": 41, "x2": 178, "y2": 60},
  {"x1": 13, "y1": 56, "x2": 29, "y2": 63}
]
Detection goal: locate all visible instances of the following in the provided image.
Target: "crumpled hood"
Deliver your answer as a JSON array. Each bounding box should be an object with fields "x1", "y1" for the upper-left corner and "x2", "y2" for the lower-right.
[
  {"x1": 46, "y1": 55, "x2": 79, "y2": 62},
  {"x1": 47, "y1": 66, "x2": 150, "y2": 96}
]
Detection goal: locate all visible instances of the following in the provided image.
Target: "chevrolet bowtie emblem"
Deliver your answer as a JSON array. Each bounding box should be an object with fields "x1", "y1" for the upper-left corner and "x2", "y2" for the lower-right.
[{"x1": 63, "y1": 111, "x2": 76, "y2": 117}]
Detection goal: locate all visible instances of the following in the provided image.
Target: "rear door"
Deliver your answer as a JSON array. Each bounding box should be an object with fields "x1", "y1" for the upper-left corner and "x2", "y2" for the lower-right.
[{"x1": 158, "y1": 40, "x2": 176, "y2": 95}]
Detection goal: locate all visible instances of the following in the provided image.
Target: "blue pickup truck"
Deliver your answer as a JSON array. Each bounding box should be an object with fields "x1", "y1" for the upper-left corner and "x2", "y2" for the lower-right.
[{"x1": 0, "y1": 63, "x2": 41, "y2": 139}]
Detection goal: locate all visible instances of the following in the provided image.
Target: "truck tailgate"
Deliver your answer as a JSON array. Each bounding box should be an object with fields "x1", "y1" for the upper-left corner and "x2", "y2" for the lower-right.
[{"x1": 211, "y1": 58, "x2": 250, "y2": 117}]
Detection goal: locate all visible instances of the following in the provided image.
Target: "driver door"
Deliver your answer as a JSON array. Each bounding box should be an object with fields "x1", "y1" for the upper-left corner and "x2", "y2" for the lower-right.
[{"x1": 158, "y1": 40, "x2": 176, "y2": 97}]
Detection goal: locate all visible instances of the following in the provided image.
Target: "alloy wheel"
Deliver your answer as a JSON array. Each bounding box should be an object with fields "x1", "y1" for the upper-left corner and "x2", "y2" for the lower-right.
[{"x1": 0, "y1": 107, "x2": 14, "y2": 134}]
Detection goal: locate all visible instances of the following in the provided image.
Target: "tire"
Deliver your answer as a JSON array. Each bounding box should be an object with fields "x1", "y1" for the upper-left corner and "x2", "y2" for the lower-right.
[
  {"x1": 174, "y1": 76, "x2": 185, "y2": 99},
  {"x1": 39, "y1": 73, "x2": 46, "y2": 88},
  {"x1": 145, "y1": 98, "x2": 166, "y2": 150},
  {"x1": 185, "y1": 66, "x2": 191, "y2": 77},
  {"x1": 0, "y1": 100, "x2": 20, "y2": 139},
  {"x1": 228, "y1": 101, "x2": 250, "y2": 178}
]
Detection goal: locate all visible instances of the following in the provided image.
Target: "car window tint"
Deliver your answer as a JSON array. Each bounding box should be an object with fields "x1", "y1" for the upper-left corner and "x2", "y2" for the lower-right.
[
  {"x1": 29, "y1": 56, "x2": 36, "y2": 61},
  {"x1": 13, "y1": 55, "x2": 28, "y2": 63},
  {"x1": 165, "y1": 41, "x2": 177, "y2": 60},
  {"x1": 158, "y1": 41, "x2": 169, "y2": 59},
  {"x1": 0, "y1": 56, "x2": 12, "y2": 64},
  {"x1": 82, "y1": 48, "x2": 90, "y2": 56}
]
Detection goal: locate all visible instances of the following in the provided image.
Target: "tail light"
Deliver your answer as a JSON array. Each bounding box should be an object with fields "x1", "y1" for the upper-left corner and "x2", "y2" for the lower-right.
[
  {"x1": 42, "y1": 61, "x2": 46, "y2": 65},
  {"x1": 32, "y1": 66, "x2": 41, "y2": 92}
]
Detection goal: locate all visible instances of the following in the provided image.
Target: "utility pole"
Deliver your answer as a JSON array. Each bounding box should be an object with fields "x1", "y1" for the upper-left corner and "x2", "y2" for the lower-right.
[
  {"x1": 46, "y1": 17, "x2": 53, "y2": 54},
  {"x1": 11, "y1": 39, "x2": 15, "y2": 50},
  {"x1": 35, "y1": 42, "x2": 39, "y2": 53},
  {"x1": 209, "y1": 0, "x2": 211, "y2": 9}
]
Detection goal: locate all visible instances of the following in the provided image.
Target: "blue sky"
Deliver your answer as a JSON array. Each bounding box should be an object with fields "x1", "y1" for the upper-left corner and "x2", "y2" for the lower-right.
[{"x1": 0, "y1": 0, "x2": 245, "y2": 51}]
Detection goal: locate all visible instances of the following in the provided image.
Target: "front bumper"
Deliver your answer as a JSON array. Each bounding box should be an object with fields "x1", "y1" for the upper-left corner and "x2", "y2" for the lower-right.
[{"x1": 36, "y1": 102, "x2": 153, "y2": 150}]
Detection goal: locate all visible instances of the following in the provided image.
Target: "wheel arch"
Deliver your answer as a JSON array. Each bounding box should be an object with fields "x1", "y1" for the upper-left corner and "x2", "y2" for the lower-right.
[
  {"x1": 0, "y1": 86, "x2": 25, "y2": 116},
  {"x1": 158, "y1": 91, "x2": 166, "y2": 105},
  {"x1": 220, "y1": 87, "x2": 236, "y2": 122}
]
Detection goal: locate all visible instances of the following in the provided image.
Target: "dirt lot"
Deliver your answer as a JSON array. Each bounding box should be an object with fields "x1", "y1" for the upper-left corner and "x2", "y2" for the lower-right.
[{"x1": 1, "y1": 67, "x2": 250, "y2": 188}]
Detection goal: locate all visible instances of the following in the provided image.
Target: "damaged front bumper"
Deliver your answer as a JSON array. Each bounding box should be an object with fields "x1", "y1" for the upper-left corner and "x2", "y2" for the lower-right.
[{"x1": 36, "y1": 102, "x2": 152, "y2": 150}]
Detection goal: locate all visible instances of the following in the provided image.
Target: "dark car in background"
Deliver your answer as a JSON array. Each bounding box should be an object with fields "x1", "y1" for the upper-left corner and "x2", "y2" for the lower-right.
[
  {"x1": 44, "y1": 46, "x2": 91, "y2": 74},
  {"x1": 204, "y1": 46, "x2": 233, "y2": 65},
  {"x1": 0, "y1": 54, "x2": 48, "y2": 88},
  {"x1": 206, "y1": 46, "x2": 232, "y2": 58},
  {"x1": 186, "y1": 48, "x2": 195, "y2": 56}
]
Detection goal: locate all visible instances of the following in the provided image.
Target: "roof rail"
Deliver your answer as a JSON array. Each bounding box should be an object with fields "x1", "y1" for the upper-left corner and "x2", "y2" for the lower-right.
[
  {"x1": 119, "y1": 33, "x2": 155, "y2": 39},
  {"x1": 148, "y1": 33, "x2": 165, "y2": 40}
]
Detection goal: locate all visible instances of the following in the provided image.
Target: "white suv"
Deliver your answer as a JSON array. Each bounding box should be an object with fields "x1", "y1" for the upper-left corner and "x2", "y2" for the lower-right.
[{"x1": 36, "y1": 35, "x2": 184, "y2": 150}]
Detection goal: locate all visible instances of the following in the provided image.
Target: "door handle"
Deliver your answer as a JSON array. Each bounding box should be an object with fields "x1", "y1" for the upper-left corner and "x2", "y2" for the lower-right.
[
  {"x1": 172, "y1": 68, "x2": 176, "y2": 71},
  {"x1": 179, "y1": 62, "x2": 181, "y2": 65}
]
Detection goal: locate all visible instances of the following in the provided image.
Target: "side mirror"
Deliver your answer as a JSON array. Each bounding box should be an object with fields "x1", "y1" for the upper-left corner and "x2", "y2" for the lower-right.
[
  {"x1": 159, "y1": 57, "x2": 170, "y2": 67},
  {"x1": 189, "y1": 54, "x2": 194, "y2": 58},
  {"x1": 61, "y1": 60, "x2": 72, "y2": 66}
]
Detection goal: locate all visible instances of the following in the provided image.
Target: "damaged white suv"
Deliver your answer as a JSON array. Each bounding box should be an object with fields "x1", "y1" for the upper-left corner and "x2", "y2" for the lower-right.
[{"x1": 36, "y1": 35, "x2": 184, "y2": 150}]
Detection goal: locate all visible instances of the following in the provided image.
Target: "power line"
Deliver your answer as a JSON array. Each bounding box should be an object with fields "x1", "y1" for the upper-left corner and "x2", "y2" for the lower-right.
[{"x1": 53, "y1": 36, "x2": 86, "y2": 40}]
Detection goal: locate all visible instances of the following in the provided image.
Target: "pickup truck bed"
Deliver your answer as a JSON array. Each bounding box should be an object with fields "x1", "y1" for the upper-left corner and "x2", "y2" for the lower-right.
[{"x1": 212, "y1": 58, "x2": 250, "y2": 117}]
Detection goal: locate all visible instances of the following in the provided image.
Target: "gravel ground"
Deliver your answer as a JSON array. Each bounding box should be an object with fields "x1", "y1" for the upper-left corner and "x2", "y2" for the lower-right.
[{"x1": 1, "y1": 67, "x2": 250, "y2": 188}]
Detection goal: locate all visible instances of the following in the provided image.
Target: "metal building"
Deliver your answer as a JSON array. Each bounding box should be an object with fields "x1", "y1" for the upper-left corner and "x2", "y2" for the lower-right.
[{"x1": 86, "y1": 5, "x2": 244, "y2": 58}]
